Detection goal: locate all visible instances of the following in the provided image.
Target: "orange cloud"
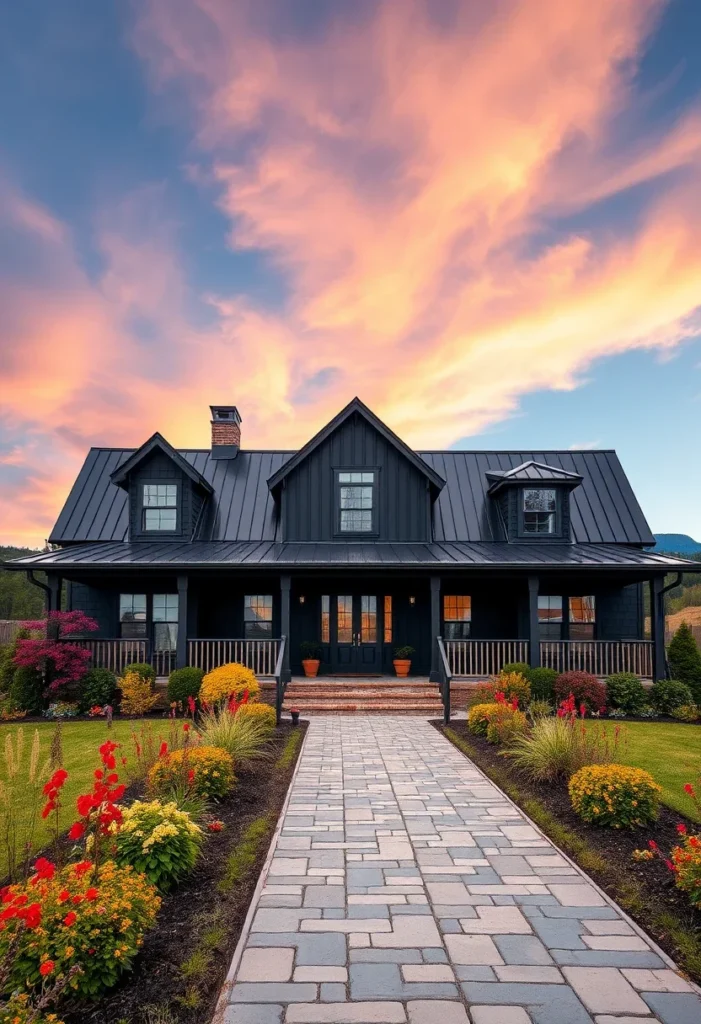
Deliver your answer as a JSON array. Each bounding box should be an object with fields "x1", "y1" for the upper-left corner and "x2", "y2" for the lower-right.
[{"x1": 2, "y1": 0, "x2": 701, "y2": 545}]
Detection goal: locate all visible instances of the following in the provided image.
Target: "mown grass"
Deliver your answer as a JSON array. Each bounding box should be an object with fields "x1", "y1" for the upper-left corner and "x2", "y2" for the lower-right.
[
  {"x1": 0, "y1": 718, "x2": 154, "y2": 877},
  {"x1": 442, "y1": 726, "x2": 701, "y2": 980}
]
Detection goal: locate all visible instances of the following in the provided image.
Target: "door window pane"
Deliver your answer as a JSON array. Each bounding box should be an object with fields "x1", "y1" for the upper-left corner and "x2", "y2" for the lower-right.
[
  {"x1": 523, "y1": 488, "x2": 556, "y2": 534},
  {"x1": 383, "y1": 596, "x2": 392, "y2": 643},
  {"x1": 337, "y1": 596, "x2": 353, "y2": 643},
  {"x1": 360, "y1": 596, "x2": 377, "y2": 643},
  {"x1": 244, "y1": 595, "x2": 273, "y2": 639},
  {"x1": 538, "y1": 595, "x2": 563, "y2": 640},
  {"x1": 569, "y1": 596, "x2": 595, "y2": 640},
  {"x1": 443, "y1": 595, "x2": 471, "y2": 639},
  {"x1": 321, "y1": 596, "x2": 330, "y2": 643},
  {"x1": 120, "y1": 594, "x2": 147, "y2": 638},
  {"x1": 338, "y1": 472, "x2": 374, "y2": 533}
]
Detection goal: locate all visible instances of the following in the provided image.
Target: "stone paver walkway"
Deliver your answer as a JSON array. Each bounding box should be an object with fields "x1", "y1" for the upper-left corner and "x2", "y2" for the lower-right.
[{"x1": 221, "y1": 718, "x2": 701, "y2": 1024}]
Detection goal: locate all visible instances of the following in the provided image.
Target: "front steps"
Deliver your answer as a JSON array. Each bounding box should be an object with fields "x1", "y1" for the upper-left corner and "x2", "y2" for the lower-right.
[{"x1": 282, "y1": 677, "x2": 444, "y2": 716}]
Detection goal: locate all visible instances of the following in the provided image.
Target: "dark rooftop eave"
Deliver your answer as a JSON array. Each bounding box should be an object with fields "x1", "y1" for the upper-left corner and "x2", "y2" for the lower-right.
[
  {"x1": 109, "y1": 432, "x2": 213, "y2": 494},
  {"x1": 266, "y1": 397, "x2": 445, "y2": 496}
]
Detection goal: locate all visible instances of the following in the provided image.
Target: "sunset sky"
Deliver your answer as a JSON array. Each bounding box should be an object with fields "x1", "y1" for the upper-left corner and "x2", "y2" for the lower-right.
[{"x1": 1, "y1": 0, "x2": 701, "y2": 548}]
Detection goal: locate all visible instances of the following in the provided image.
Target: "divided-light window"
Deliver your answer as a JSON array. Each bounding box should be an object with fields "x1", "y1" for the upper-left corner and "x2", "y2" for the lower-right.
[
  {"x1": 338, "y1": 471, "x2": 375, "y2": 533},
  {"x1": 443, "y1": 595, "x2": 471, "y2": 639},
  {"x1": 142, "y1": 484, "x2": 178, "y2": 531},
  {"x1": 523, "y1": 488, "x2": 556, "y2": 534},
  {"x1": 119, "y1": 594, "x2": 147, "y2": 638},
  {"x1": 244, "y1": 595, "x2": 273, "y2": 639}
]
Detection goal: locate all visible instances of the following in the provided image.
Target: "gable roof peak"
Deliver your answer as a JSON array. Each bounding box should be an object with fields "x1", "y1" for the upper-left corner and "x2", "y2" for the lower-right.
[
  {"x1": 485, "y1": 459, "x2": 582, "y2": 495},
  {"x1": 110, "y1": 432, "x2": 213, "y2": 493}
]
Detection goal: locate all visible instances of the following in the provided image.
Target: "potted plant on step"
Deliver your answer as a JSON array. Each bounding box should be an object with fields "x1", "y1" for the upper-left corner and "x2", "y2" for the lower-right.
[
  {"x1": 300, "y1": 640, "x2": 322, "y2": 678},
  {"x1": 393, "y1": 645, "x2": 415, "y2": 678}
]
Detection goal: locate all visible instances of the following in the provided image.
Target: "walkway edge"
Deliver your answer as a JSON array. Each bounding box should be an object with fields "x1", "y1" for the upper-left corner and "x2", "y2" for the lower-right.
[
  {"x1": 440, "y1": 722, "x2": 701, "y2": 996},
  {"x1": 212, "y1": 724, "x2": 311, "y2": 1022}
]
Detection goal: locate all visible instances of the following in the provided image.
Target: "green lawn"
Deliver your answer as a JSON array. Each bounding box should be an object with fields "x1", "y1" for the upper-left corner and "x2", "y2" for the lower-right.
[
  {"x1": 594, "y1": 721, "x2": 701, "y2": 821},
  {"x1": 0, "y1": 718, "x2": 165, "y2": 878}
]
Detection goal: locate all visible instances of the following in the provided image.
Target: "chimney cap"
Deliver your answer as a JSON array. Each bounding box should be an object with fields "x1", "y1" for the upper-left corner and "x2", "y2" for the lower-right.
[{"x1": 210, "y1": 405, "x2": 242, "y2": 424}]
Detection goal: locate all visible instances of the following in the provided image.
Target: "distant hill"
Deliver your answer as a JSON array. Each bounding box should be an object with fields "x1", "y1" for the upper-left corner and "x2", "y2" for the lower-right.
[{"x1": 654, "y1": 533, "x2": 701, "y2": 555}]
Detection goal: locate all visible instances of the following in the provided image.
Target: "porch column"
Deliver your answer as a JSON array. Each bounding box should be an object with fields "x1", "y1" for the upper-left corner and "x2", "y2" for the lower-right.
[
  {"x1": 280, "y1": 575, "x2": 292, "y2": 683},
  {"x1": 47, "y1": 575, "x2": 62, "y2": 625},
  {"x1": 177, "y1": 575, "x2": 188, "y2": 669},
  {"x1": 528, "y1": 575, "x2": 540, "y2": 669},
  {"x1": 649, "y1": 576, "x2": 666, "y2": 682},
  {"x1": 429, "y1": 576, "x2": 441, "y2": 683}
]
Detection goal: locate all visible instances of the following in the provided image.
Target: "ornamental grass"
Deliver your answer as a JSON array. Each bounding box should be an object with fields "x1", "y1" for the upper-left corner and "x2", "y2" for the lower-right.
[
  {"x1": 198, "y1": 707, "x2": 273, "y2": 768},
  {"x1": 569, "y1": 763, "x2": 661, "y2": 829},
  {"x1": 503, "y1": 716, "x2": 623, "y2": 782}
]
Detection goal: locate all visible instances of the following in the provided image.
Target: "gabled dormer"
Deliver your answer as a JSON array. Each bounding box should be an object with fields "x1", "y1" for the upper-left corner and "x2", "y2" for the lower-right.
[
  {"x1": 267, "y1": 398, "x2": 445, "y2": 542},
  {"x1": 486, "y1": 461, "x2": 582, "y2": 543},
  {"x1": 110, "y1": 433, "x2": 213, "y2": 541}
]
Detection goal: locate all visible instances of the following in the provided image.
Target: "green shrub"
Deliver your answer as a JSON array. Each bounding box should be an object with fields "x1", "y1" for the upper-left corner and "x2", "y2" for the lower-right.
[
  {"x1": 501, "y1": 662, "x2": 531, "y2": 680},
  {"x1": 528, "y1": 698, "x2": 554, "y2": 719},
  {"x1": 78, "y1": 667, "x2": 117, "y2": 712},
  {"x1": 605, "y1": 673, "x2": 647, "y2": 714},
  {"x1": 168, "y1": 666, "x2": 204, "y2": 705},
  {"x1": 671, "y1": 704, "x2": 700, "y2": 722},
  {"x1": 504, "y1": 716, "x2": 616, "y2": 782},
  {"x1": 494, "y1": 671, "x2": 531, "y2": 707},
  {"x1": 554, "y1": 671, "x2": 606, "y2": 712},
  {"x1": 9, "y1": 665, "x2": 43, "y2": 714},
  {"x1": 148, "y1": 745, "x2": 235, "y2": 800},
  {"x1": 0, "y1": 629, "x2": 30, "y2": 692},
  {"x1": 124, "y1": 661, "x2": 156, "y2": 685},
  {"x1": 113, "y1": 799, "x2": 203, "y2": 891},
  {"x1": 649, "y1": 678, "x2": 693, "y2": 715},
  {"x1": 528, "y1": 667, "x2": 558, "y2": 701},
  {"x1": 667, "y1": 622, "x2": 701, "y2": 703},
  {"x1": 569, "y1": 764, "x2": 660, "y2": 828},
  {"x1": 467, "y1": 702, "x2": 501, "y2": 736}
]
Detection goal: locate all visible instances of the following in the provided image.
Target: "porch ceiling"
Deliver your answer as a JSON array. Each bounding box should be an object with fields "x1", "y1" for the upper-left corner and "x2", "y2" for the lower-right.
[{"x1": 4, "y1": 540, "x2": 699, "y2": 572}]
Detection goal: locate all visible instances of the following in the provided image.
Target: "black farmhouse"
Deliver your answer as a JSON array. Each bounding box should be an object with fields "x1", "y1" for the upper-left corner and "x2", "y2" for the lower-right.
[{"x1": 6, "y1": 398, "x2": 699, "y2": 698}]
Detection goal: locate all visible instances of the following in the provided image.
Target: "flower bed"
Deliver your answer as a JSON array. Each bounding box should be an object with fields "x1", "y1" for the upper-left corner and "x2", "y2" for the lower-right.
[{"x1": 437, "y1": 720, "x2": 701, "y2": 985}]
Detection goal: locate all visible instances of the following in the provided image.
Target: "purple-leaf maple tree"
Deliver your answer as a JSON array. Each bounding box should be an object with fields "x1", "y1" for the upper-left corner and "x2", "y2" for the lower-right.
[{"x1": 14, "y1": 610, "x2": 99, "y2": 694}]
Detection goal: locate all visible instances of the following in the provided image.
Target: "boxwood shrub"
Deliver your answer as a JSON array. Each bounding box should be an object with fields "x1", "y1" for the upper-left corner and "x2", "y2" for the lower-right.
[
  {"x1": 605, "y1": 672, "x2": 647, "y2": 714},
  {"x1": 168, "y1": 666, "x2": 204, "y2": 705},
  {"x1": 649, "y1": 678, "x2": 694, "y2": 715}
]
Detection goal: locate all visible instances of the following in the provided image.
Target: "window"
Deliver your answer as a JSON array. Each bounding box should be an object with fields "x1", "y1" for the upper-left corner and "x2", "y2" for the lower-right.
[
  {"x1": 119, "y1": 594, "x2": 147, "y2": 638},
  {"x1": 538, "y1": 595, "x2": 563, "y2": 641},
  {"x1": 337, "y1": 596, "x2": 353, "y2": 643},
  {"x1": 569, "y1": 596, "x2": 595, "y2": 640},
  {"x1": 142, "y1": 484, "x2": 178, "y2": 531},
  {"x1": 443, "y1": 595, "x2": 471, "y2": 639},
  {"x1": 384, "y1": 596, "x2": 392, "y2": 643},
  {"x1": 153, "y1": 593, "x2": 178, "y2": 651},
  {"x1": 244, "y1": 595, "x2": 273, "y2": 639},
  {"x1": 321, "y1": 596, "x2": 330, "y2": 643},
  {"x1": 523, "y1": 488, "x2": 556, "y2": 534},
  {"x1": 338, "y1": 471, "x2": 375, "y2": 533},
  {"x1": 360, "y1": 596, "x2": 377, "y2": 643}
]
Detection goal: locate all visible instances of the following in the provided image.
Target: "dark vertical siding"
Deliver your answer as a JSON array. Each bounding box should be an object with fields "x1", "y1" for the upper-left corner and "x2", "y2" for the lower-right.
[
  {"x1": 68, "y1": 583, "x2": 117, "y2": 637},
  {"x1": 282, "y1": 411, "x2": 431, "y2": 542},
  {"x1": 129, "y1": 451, "x2": 191, "y2": 541}
]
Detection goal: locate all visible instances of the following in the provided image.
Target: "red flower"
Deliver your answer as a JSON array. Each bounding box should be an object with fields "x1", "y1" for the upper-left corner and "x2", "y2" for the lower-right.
[
  {"x1": 24, "y1": 903, "x2": 42, "y2": 929},
  {"x1": 106, "y1": 772, "x2": 119, "y2": 784},
  {"x1": 183, "y1": 722, "x2": 191, "y2": 732},
  {"x1": 31, "y1": 858, "x2": 56, "y2": 884},
  {"x1": 648, "y1": 839, "x2": 658, "y2": 851},
  {"x1": 73, "y1": 861, "x2": 93, "y2": 877},
  {"x1": 63, "y1": 911, "x2": 77, "y2": 927},
  {"x1": 41, "y1": 801, "x2": 56, "y2": 820},
  {"x1": 72, "y1": 894, "x2": 83, "y2": 905},
  {"x1": 94, "y1": 769, "x2": 104, "y2": 781},
  {"x1": 159, "y1": 741, "x2": 168, "y2": 758},
  {"x1": 58, "y1": 890, "x2": 70, "y2": 903},
  {"x1": 109, "y1": 784, "x2": 126, "y2": 801},
  {"x1": 77, "y1": 794, "x2": 95, "y2": 817},
  {"x1": 677, "y1": 823, "x2": 688, "y2": 835},
  {"x1": 684, "y1": 783, "x2": 695, "y2": 796},
  {"x1": 68, "y1": 821, "x2": 85, "y2": 841},
  {"x1": 188, "y1": 769, "x2": 195, "y2": 786},
  {"x1": 99, "y1": 740, "x2": 118, "y2": 770},
  {"x1": 664, "y1": 859, "x2": 675, "y2": 872},
  {"x1": 85, "y1": 887, "x2": 99, "y2": 901},
  {"x1": 208, "y1": 820, "x2": 224, "y2": 832},
  {"x1": 39, "y1": 960, "x2": 55, "y2": 976}
]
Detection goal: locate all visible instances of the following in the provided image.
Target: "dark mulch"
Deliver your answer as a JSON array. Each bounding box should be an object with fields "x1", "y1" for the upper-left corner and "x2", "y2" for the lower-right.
[
  {"x1": 62, "y1": 721, "x2": 307, "y2": 1024},
  {"x1": 436, "y1": 721, "x2": 701, "y2": 983}
]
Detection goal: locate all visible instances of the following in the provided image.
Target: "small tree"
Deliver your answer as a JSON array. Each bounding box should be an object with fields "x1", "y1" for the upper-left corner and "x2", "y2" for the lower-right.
[
  {"x1": 667, "y1": 621, "x2": 701, "y2": 703},
  {"x1": 12, "y1": 610, "x2": 99, "y2": 703}
]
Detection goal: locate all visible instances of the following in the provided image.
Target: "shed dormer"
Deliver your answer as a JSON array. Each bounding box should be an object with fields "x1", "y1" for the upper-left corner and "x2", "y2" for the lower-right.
[
  {"x1": 486, "y1": 461, "x2": 582, "y2": 543},
  {"x1": 110, "y1": 432, "x2": 213, "y2": 541}
]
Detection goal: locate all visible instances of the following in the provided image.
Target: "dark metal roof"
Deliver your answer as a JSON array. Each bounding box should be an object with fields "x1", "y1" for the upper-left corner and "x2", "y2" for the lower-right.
[
  {"x1": 486, "y1": 461, "x2": 582, "y2": 494},
  {"x1": 6, "y1": 541, "x2": 696, "y2": 572},
  {"x1": 110, "y1": 433, "x2": 212, "y2": 493},
  {"x1": 47, "y1": 447, "x2": 656, "y2": 546},
  {"x1": 267, "y1": 397, "x2": 445, "y2": 494}
]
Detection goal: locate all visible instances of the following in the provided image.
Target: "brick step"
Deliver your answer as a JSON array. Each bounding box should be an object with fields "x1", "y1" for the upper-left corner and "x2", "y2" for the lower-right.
[
  {"x1": 282, "y1": 702, "x2": 444, "y2": 714},
  {"x1": 285, "y1": 689, "x2": 440, "y2": 700},
  {"x1": 290, "y1": 679, "x2": 431, "y2": 688}
]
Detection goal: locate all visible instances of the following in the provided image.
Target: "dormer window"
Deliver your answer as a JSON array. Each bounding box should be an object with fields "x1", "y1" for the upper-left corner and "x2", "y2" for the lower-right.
[
  {"x1": 142, "y1": 484, "x2": 178, "y2": 531},
  {"x1": 522, "y1": 488, "x2": 556, "y2": 535},
  {"x1": 337, "y1": 471, "x2": 375, "y2": 534}
]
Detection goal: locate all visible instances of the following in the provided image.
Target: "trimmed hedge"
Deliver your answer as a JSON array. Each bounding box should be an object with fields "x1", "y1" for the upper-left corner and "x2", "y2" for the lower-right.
[{"x1": 168, "y1": 666, "x2": 204, "y2": 705}]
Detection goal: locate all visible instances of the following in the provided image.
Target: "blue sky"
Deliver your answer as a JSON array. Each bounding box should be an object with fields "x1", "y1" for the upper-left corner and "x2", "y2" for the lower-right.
[{"x1": 1, "y1": 0, "x2": 700, "y2": 545}]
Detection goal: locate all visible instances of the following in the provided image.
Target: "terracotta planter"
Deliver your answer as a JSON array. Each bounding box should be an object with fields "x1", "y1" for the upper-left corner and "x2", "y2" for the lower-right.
[
  {"x1": 393, "y1": 659, "x2": 411, "y2": 678},
  {"x1": 302, "y1": 658, "x2": 320, "y2": 678}
]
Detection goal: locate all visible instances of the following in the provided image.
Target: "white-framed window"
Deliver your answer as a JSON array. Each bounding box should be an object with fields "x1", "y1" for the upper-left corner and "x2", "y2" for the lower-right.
[
  {"x1": 244, "y1": 595, "x2": 273, "y2": 639},
  {"x1": 338, "y1": 471, "x2": 375, "y2": 533},
  {"x1": 119, "y1": 593, "x2": 147, "y2": 638},
  {"x1": 142, "y1": 484, "x2": 178, "y2": 531},
  {"x1": 523, "y1": 488, "x2": 556, "y2": 534},
  {"x1": 443, "y1": 595, "x2": 471, "y2": 639}
]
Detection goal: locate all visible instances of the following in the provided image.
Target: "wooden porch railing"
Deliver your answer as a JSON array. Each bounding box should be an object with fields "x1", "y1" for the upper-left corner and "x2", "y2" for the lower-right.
[
  {"x1": 540, "y1": 640, "x2": 654, "y2": 679},
  {"x1": 70, "y1": 639, "x2": 149, "y2": 675},
  {"x1": 444, "y1": 639, "x2": 530, "y2": 678},
  {"x1": 187, "y1": 639, "x2": 281, "y2": 676}
]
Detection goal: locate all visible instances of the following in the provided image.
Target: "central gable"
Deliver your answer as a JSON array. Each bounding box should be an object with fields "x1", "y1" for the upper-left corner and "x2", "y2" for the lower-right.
[{"x1": 269, "y1": 398, "x2": 444, "y2": 543}]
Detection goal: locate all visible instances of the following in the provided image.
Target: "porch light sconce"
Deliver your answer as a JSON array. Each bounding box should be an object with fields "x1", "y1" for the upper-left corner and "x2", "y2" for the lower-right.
[
  {"x1": 299, "y1": 595, "x2": 305, "y2": 604},
  {"x1": 409, "y1": 596, "x2": 416, "y2": 606}
]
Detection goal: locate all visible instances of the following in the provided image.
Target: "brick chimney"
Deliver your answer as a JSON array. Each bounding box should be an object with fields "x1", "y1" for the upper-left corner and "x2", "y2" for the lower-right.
[{"x1": 210, "y1": 406, "x2": 241, "y2": 460}]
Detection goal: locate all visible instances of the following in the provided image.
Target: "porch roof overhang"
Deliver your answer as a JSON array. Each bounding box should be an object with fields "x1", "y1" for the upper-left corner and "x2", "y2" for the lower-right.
[{"x1": 3, "y1": 541, "x2": 699, "y2": 573}]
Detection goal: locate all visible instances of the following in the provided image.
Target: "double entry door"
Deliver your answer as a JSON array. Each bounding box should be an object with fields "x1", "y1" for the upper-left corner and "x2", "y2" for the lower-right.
[{"x1": 327, "y1": 594, "x2": 382, "y2": 674}]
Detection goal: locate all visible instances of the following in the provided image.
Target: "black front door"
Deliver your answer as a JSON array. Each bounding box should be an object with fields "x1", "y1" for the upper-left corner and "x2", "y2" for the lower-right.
[{"x1": 330, "y1": 594, "x2": 381, "y2": 674}]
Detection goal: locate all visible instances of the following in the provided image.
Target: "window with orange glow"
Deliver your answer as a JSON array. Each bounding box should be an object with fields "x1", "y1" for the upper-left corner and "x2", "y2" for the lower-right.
[
  {"x1": 443, "y1": 595, "x2": 471, "y2": 639},
  {"x1": 384, "y1": 596, "x2": 392, "y2": 643}
]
